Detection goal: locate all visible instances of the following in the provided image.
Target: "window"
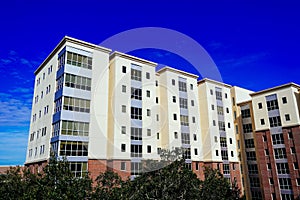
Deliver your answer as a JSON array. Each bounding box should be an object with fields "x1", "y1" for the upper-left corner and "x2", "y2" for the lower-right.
[
  {"x1": 213, "y1": 120, "x2": 216, "y2": 126},
  {"x1": 179, "y1": 81, "x2": 187, "y2": 92},
  {"x1": 172, "y1": 79, "x2": 175, "y2": 85},
  {"x1": 157, "y1": 133, "x2": 160, "y2": 139},
  {"x1": 180, "y1": 115, "x2": 189, "y2": 126},
  {"x1": 297, "y1": 178, "x2": 300, "y2": 186},
  {"x1": 192, "y1": 117, "x2": 196, "y2": 123},
  {"x1": 190, "y1": 84, "x2": 193, "y2": 90},
  {"x1": 59, "y1": 141, "x2": 88, "y2": 156},
  {"x1": 147, "y1": 109, "x2": 151, "y2": 116},
  {"x1": 221, "y1": 150, "x2": 228, "y2": 160},
  {"x1": 226, "y1": 108, "x2": 229, "y2": 113},
  {"x1": 294, "y1": 162, "x2": 299, "y2": 169},
  {"x1": 245, "y1": 139, "x2": 255, "y2": 148},
  {"x1": 156, "y1": 97, "x2": 158, "y2": 104},
  {"x1": 223, "y1": 164, "x2": 230, "y2": 174},
  {"x1": 291, "y1": 147, "x2": 296, "y2": 154},
  {"x1": 276, "y1": 163, "x2": 289, "y2": 174},
  {"x1": 131, "y1": 69, "x2": 142, "y2": 81},
  {"x1": 146, "y1": 90, "x2": 150, "y2": 97},
  {"x1": 182, "y1": 148, "x2": 191, "y2": 160},
  {"x1": 269, "y1": 116, "x2": 282, "y2": 127},
  {"x1": 122, "y1": 66, "x2": 126, "y2": 73},
  {"x1": 282, "y1": 97, "x2": 287, "y2": 104},
  {"x1": 131, "y1": 162, "x2": 142, "y2": 175},
  {"x1": 131, "y1": 127, "x2": 142, "y2": 140},
  {"x1": 179, "y1": 98, "x2": 188, "y2": 109},
  {"x1": 258, "y1": 103, "x2": 262, "y2": 109},
  {"x1": 147, "y1": 129, "x2": 151, "y2": 136},
  {"x1": 260, "y1": 119, "x2": 265, "y2": 125},
  {"x1": 64, "y1": 73, "x2": 92, "y2": 91},
  {"x1": 211, "y1": 105, "x2": 214, "y2": 110},
  {"x1": 241, "y1": 109, "x2": 251, "y2": 118},
  {"x1": 243, "y1": 124, "x2": 253, "y2": 133},
  {"x1": 174, "y1": 132, "x2": 178, "y2": 139},
  {"x1": 121, "y1": 162, "x2": 126, "y2": 171},
  {"x1": 220, "y1": 137, "x2": 227, "y2": 147},
  {"x1": 172, "y1": 96, "x2": 176, "y2": 103},
  {"x1": 194, "y1": 148, "x2": 198, "y2": 155},
  {"x1": 210, "y1": 89, "x2": 213, "y2": 95},
  {"x1": 131, "y1": 107, "x2": 142, "y2": 120},
  {"x1": 249, "y1": 177, "x2": 260, "y2": 187},
  {"x1": 62, "y1": 97, "x2": 90, "y2": 113},
  {"x1": 131, "y1": 144, "x2": 142, "y2": 157},
  {"x1": 217, "y1": 106, "x2": 224, "y2": 115},
  {"x1": 216, "y1": 90, "x2": 222, "y2": 100},
  {"x1": 131, "y1": 87, "x2": 142, "y2": 100},
  {"x1": 66, "y1": 51, "x2": 92, "y2": 69},
  {"x1": 235, "y1": 125, "x2": 238, "y2": 134},
  {"x1": 229, "y1": 138, "x2": 232, "y2": 144},
  {"x1": 122, "y1": 105, "x2": 126, "y2": 113},
  {"x1": 122, "y1": 85, "x2": 126, "y2": 93},
  {"x1": 248, "y1": 164, "x2": 258, "y2": 174},
  {"x1": 218, "y1": 121, "x2": 225, "y2": 131},
  {"x1": 146, "y1": 72, "x2": 150, "y2": 79},
  {"x1": 269, "y1": 178, "x2": 274, "y2": 185},
  {"x1": 267, "y1": 99, "x2": 279, "y2": 111},
  {"x1": 173, "y1": 114, "x2": 177, "y2": 120},
  {"x1": 228, "y1": 123, "x2": 231, "y2": 128},
  {"x1": 246, "y1": 151, "x2": 256, "y2": 161},
  {"x1": 265, "y1": 149, "x2": 269, "y2": 156},
  {"x1": 147, "y1": 145, "x2": 151, "y2": 153},
  {"x1": 285, "y1": 114, "x2": 290, "y2": 121},
  {"x1": 272, "y1": 133, "x2": 284, "y2": 145},
  {"x1": 121, "y1": 126, "x2": 126, "y2": 134},
  {"x1": 41, "y1": 127, "x2": 47, "y2": 136},
  {"x1": 121, "y1": 144, "x2": 126, "y2": 152},
  {"x1": 156, "y1": 114, "x2": 159, "y2": 121},
  {"x1": 195, "y1": 162, "x2": 199, "y2": 170},
  {"x1": 214, "y1": 136, "x2": 218, "y2": 143},
  {"x1": 274, "y1": 148, "x2": 287, "y2": 159},
  {"x1": 193, "y1": 134, "x2": 197, "y2": 141},
  {"x1": 231, "y1": 151, "x2": 234, "y2": 157},
  {"x1": 267, "y1": 163, "x2": 272, "y2": 170},
  {"x1": 41, "y1": 91, "x2": 43, "y2": 99},
  {"x1": 191, "y1": 100, "x2": 194, "y2": 106},
  {"x1": 216, "y1": 150, "x2": 219, "y2": 156},
  {"x1": 281, "y1": 194, "x2": 294, "y2": 200},
  {"x1": 263, "y1": 135, "x2": 267, "y2": 142},
  {"x1": 232, "y1": 97, "x2": 235, "y2": 105},
  {"x1": 181, "y1": 132, "x2": 190, "y2": 144},
  {"x1": 157, "y1": 148, "x2": 162, "y2": 155},
  {"x1": 288, "y1": 130, "x2": 293, "y2": 139},
  {"x1": 59, "y1": 121, "x2": 89, "y2": 136},
  {"x1": 279, "y1": 178, "x2": 292, "y2": 189},
  {"x1": 234, "y1": 111, "x2": 237, "y2": 119}
]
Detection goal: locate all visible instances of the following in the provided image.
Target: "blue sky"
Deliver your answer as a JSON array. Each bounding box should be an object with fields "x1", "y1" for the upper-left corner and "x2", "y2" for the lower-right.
[{"x1": 0, "y1": 0, "x2": 299, "y2": 165}]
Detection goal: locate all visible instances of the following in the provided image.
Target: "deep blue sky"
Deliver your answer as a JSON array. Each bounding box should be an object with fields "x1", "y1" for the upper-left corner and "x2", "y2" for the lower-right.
[{"x1": 0, "y1": 0, "x2": 299, "y2": 165}]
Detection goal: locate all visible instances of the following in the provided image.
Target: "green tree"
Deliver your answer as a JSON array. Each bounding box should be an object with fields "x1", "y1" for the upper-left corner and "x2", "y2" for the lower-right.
[
  {"x1": 92, "y1": 170, "x2": 125, "y2": 199},
  {"x1": 0, "y1": 166, "x2": 26, "y2": 200},
  {"x1": 199, "y1": 167, "x2": 242, "y2": 200},
  {"x1": 38, "y1": 156, "x2": 92, "y2": 200}
]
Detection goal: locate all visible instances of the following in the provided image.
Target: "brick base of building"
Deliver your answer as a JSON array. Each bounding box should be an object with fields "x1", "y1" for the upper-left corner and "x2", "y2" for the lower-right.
[{"x1": 25, "y1": 160, "x2": 48, "y2": 174}]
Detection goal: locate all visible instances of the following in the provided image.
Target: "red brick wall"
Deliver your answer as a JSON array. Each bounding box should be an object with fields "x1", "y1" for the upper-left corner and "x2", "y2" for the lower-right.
[
  {"x1": 256, "y1": 126, "x2": 300, "y2": 200},
  {"x1": 88, "y1": 159, "x2": 108, "y2": 182}
]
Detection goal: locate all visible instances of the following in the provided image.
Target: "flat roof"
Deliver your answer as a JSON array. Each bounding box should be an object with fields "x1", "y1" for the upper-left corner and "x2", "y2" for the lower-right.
[
  {"x1": 156, "y1": 66, "x2": 199, "y2": 79},
  {"x1": 250, "y1": 82, "x2": 300, "y2": 96},
  {"x1": 197, "y1": 78, "x2": 232, "y2": 88},
  {"x1": 110, "y1": 51, "x2": 157, "y2": 67},
  {"x1": 34, "y1": 36, "x2": 112, "y2": 75}
]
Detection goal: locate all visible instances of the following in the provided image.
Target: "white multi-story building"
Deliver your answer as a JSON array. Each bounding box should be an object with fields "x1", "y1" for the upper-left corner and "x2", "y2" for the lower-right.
[{"x1": 25, "y1": 36, "x2": 245, "y2": 188}]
